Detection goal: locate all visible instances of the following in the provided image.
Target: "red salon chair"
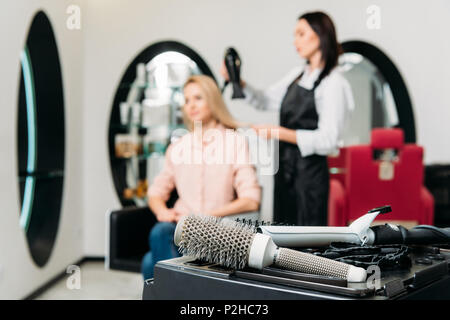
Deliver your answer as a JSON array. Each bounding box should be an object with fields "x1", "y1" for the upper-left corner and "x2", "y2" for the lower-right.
[{"x1": 328, "y1": 128, "x2": 434, "y2": 228}]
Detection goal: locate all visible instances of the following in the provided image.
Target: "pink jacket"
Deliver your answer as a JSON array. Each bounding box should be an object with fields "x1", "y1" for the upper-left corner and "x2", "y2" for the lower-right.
[{"x1": 148, "y1": 124, "x2": 261, "y2": 215}]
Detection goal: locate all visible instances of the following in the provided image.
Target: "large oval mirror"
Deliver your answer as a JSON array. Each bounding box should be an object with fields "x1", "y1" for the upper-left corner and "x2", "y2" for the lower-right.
[
  {"x1": 339, "y1": 41, "x2": 415, "y2": 145},
  {"x1": 17, "y1": 11, "x2": 65, "y2": 267}
]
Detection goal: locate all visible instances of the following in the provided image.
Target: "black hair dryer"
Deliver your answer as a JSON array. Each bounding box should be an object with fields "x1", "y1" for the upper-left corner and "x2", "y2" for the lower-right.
[{"x1": 222, "y1": 47, "x2": 245, "y2": 99}]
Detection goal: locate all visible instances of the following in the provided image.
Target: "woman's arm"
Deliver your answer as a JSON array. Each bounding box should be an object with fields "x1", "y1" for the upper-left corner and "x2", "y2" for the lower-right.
[
  {"x1": 208, "y1": 197, "x2": 260, "y2": 217},
  {"x1": 220, "y1": 62, "x2": 302, "y2": 112},
  {"x1": 252, "y1": 124, "x2": 298, "y2": 144},
  {"x1": 147, "y1": 144, "x2": 178, "y2": 222},
  {"x1": 148, "y1": 196, "x2": 177, "y2": 222},
  {"x1": 252, "y1": 74, "x2": 354, "y2": 153}
]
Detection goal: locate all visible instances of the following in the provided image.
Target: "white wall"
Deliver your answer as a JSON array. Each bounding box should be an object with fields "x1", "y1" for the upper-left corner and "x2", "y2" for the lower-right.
[
  {"x1": 1, "y1": 0, "x2": 450, "y2": 299},
  {"x1": 0, "y1": 0, "x2": 86, "y2": 299}
]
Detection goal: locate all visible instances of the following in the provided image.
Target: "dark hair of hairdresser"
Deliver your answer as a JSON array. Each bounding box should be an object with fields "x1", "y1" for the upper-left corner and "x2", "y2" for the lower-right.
[{"x1": 298, "y1": 11, "x2": 342, "y2": 81}]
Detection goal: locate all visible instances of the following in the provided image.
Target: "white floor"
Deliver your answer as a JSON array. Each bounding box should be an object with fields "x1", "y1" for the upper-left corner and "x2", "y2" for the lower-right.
[{"x1": 35, "y1": 261, "x2": 144, "y2": 300}]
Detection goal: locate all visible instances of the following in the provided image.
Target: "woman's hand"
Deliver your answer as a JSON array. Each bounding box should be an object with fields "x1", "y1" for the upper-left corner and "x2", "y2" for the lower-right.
[
  {"x1": 174, "y1": 210, "x2": 188, "y2": 223},
  {"x1": 156, "y1": 208, "x2": 178, "y2": 222},
  {"x1": 208, "y1": 198, "x2": 260, "y2": 218},
  {"x1": 149, "y1": 196, "x2": 182, "y2": 223},
  {"x1": 252, "y1": 124, "x2": 297, "y2": 144}
]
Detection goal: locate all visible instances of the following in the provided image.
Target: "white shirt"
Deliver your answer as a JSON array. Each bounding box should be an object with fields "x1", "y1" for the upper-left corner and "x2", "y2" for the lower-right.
[{"x1": 243, "y1": 65, "x2": 355, "y2": 157}]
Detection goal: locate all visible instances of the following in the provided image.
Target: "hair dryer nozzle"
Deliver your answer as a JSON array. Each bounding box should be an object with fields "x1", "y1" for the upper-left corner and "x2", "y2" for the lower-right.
[{"x1": 231, "y1": 83, "x2": 246, "y2": 99}]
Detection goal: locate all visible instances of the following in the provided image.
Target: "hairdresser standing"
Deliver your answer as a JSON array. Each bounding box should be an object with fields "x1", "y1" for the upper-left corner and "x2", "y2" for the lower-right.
[{"x1": 221, "y1": 12, "x2": 354, "y2": 226}]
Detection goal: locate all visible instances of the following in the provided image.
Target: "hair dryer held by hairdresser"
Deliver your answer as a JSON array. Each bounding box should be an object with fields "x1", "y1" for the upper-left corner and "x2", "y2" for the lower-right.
[{"x1": 221, "y1": 47, "x2": 246, "y2": 99}]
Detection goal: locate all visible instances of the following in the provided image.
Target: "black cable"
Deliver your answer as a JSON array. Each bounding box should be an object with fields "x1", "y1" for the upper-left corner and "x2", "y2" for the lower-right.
[
  {"x1": 412, "y1": 225, "x2": 450, "y2": 238},
  {"x1": 319, "y1": 243, "x2": 411, "y2": 270}
]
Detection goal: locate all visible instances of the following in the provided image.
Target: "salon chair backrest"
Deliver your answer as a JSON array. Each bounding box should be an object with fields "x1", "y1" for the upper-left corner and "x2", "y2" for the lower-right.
[{"x1": 344, "y1": 128, "x2": 430, "y2": 225}]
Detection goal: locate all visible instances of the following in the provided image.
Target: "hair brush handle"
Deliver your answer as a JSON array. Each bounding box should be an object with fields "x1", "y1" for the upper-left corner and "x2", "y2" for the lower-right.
[
  {"x1": 249, "y1": 234, "x2": 367, "y2": 283},
  {"x1": 275, "y1": 247, "x2": 367, "y2": 282}
]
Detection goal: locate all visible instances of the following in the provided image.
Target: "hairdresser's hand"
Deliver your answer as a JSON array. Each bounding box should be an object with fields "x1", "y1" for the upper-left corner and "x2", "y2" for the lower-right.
[
  {"x1": 220, "y1": 61, "x2": 246, "y2": 87},
  {"x1": 252, "y1": 124, "x2": 281, "y2": 140},
  {"x1": 220, "y1": 61, "x2": 229, "y2": 81},
  {"x1": 156, "y1": 208, "x2": 178, "y2": 222},
  {"x1": 252, "y1": 124, "x2": 298, "y2": 144}
]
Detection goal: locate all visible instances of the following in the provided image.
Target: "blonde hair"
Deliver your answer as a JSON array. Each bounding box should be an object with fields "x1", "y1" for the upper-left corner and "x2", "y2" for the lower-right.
[{"x1": 182, "y1": 75, "x2": 242, "y2": 131}]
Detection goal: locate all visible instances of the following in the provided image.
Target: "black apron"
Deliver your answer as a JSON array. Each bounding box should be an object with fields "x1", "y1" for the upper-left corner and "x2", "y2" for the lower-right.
[{"x1": 274, "y1": 72, "x2": 329, "y2": 226}]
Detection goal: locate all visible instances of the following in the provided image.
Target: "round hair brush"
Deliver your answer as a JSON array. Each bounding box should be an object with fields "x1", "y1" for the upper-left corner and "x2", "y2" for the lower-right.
[{"x1": 174, "y1": 215, "x2": 367, "y2": 282}]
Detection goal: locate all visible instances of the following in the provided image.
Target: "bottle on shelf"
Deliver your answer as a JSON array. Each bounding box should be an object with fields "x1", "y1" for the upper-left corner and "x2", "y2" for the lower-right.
[
  {"x1": 123, "y1": 179, "x2": 148, "y2": 200},
  {"x1": 131, "y1": 102, "x2": 142, "y2": 126},
  {"x1": 115, "y1": 134, "x2": 143, "y2": 158},
  {"x1": 119, "y1": 102, "x2": 131, "y2": 125},
  {"x1": 135, "y1": 179, "x2": 148, "y2": 199},
  {"x1": 136, "y1": 63, "x2": 146, "y2": 86}
]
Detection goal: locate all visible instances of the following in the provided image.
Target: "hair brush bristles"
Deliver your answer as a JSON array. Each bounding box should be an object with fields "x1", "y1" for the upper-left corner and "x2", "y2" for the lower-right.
[
  {"x1": 177, "y1": 215, "x2": 256, "y2": 269},
  {"x1": 232, "y1": 218, "x2": 271, "y2": 229}
]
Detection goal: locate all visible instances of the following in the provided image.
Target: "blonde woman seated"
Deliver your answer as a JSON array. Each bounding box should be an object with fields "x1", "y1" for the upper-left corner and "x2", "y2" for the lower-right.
[{"x1": 141, "y1": 75, "x2": 261, "y2": 279}]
